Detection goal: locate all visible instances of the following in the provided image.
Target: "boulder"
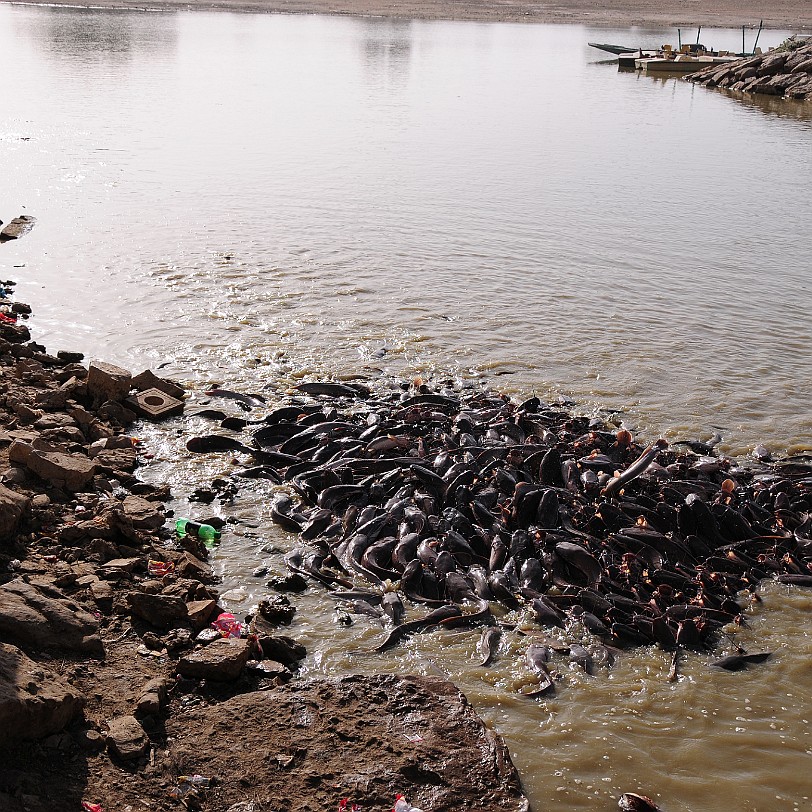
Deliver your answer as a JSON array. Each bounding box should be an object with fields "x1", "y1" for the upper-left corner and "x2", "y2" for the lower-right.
[
  {"x1": 0, "y1": 643, "x2": 85, "y2": 745},
  {"x1": 87, "y1": 361, "x2": 131, "y2": 404},
  {"x1": 25, "y1": 449, "x2": 96, "y2": 492},
  {"x1": 165, "y1": 675, "x2": 529, "y2": 811},
  {"x1": 127, "y1": 591, "x2": 189, "y2": 630},
  {"x1": 0, "y1": 579, "x2": 104, "y2": 657},
  {"x1": 106, "y1": 714, "x2": 148, "y2": 760},
  {"x1": 0, "y1": 322, "x2": 30, "y2": 343},
  {"x1": 178, "y1": 638, "x2": 253, "y2": 681},
  {"x1": 185, "y1": 599, "x2": 218, "y2": 632},
  {"x1": 756, "y1": 50, "x2": 789, "y2": 76},
  {"x1": 0, "y1": 484, "x2": 30, "y2": 541},
  {"x1": 121, "y1": 495, "x2": 164, "y2": 530},
  {"x1": 93, "y1": 446, "x2": 138, "y2": 474}
]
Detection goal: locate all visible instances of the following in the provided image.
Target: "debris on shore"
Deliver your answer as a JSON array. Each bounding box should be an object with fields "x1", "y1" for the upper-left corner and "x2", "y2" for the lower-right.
[{"x1": 688, "y1": 36, "x2": 812, "y2": 99}]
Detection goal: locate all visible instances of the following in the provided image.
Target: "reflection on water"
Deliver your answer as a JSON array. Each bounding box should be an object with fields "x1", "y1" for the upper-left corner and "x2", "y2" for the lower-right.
[
  {"x1": 36, "y1": 6, "x2": 178, "y2": 62},
  {"x1": 360, "y1": 17, "x2": 414, "y2": 89},
  {"x1": 719, "y1": 88, "x2": 812, "y2": 123}
]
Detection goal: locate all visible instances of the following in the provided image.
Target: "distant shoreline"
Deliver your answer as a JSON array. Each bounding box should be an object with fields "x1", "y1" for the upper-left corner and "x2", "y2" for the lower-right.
[{"x1": 4, "y1": 0, "x2": 812, "y2": 29}]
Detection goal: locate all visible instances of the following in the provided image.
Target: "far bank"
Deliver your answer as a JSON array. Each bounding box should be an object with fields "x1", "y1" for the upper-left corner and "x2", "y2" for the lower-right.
[{"x1": 4, "y1": 0, "x2": 812, "y2": 29}]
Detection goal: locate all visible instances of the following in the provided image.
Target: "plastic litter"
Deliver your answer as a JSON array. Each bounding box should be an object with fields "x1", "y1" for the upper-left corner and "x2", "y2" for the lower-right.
[
  {"x1": 148, "y1": 559, "x2": 176, "y2": 577},
  {"x1": 81, "y1": 803, "x2": 103, "y2": 812},
  {"x1": 175, "y1": 517, "x2": 221, "y2": 546},
  {"x1": 338, "y1": 801, "x2": 361, "y2": 811},
  {"x1": 393, "y1": 796, "x2": 425, "y2": 812},
  {"x1": 169, "y1": 774, "x2": 212, "y2": 800},
  {"x1": 211, "y1": 612, "x2": 242, "y2": 638}
]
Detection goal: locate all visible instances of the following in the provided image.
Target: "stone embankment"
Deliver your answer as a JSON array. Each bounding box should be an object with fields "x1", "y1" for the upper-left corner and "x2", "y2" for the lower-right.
[
  {"x1": 0, "y1": 220, "x2": 530, "y2": 812},
  {"x1": 688, "y1": 38, "x2": 812, "y2": 99}
]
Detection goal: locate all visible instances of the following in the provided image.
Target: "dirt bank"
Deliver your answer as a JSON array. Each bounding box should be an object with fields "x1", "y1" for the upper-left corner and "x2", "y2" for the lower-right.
[{"x1": 4, "y1": 0, "x2": 812, "y2": 29}]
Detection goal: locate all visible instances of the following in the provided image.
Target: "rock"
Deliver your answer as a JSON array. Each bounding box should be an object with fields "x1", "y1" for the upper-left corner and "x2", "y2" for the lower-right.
[
  {"x1": 76, "y1": 727, "x2": 105, "y2": 752},
  {"x1": 174, "y1": 551, "x2": 215, "y2": 583},
  {"x1": 136, "y1": 677, "x2": 169, "y2": 717},
  {"x1": 0, "y1": 643, "x2": 85, "y2": 745},
  {"x1": 0, "y1": 484, "x2": 30, "y2": 541},
  {"x1": 186, "y1": 599, "x2": 218, "y2": 632},
  {"x1": 121, "y1": 495, "x2": 164, "y2": 530},
  {"x1": 266, "y1": 573, "x2": 308, "y2": 593},
  {"x1": 791, "y1": 56, "x2": 812, "y2": 74},
  {"x1": 127, "y1": 591, "x2": 189, "y2": 630},
  {"x1": 106, "y1": 714, "x2": 148, "y2": 760},
  {"x1": 96, "y1": 400, "x2": 136, "y2": 425},
  {"x1": 0, "y1": 579, "x2": 104, "y2": 656},
  {"x1": 93, "y1": 446, "x2": 138, "y2": 474},
  {"x1": 248, "y1": 631, "x2": 306, "y2": 667},
  {"x1": 0, "y1": 215, "x2": 36, "y2": 242},
  {"x1": 757, "y1": 50, "x2": 789, "y2": 76},
  {"x1": 0, "y1": 322, "x2": 30, "y2": 343},
  {"x1": 257, "y1": 595, "x2": 296, "y2": 625},
  {"x1": 89, "y1": 579, "x2": 114, "y2": 605},
  {"x1": 177, "y1": 638, "x2": 253, "y2": 681},
  {"x1": 246, "y1": 659, "x2": 292, "y2": 681},
  {"x1": 166, "y1": 675, "x2": 529, "y2": 810},
  {"x1": 164, "y1": 628, "x2": 193, "y2": 651},
  {"x1": 87, "y1": 361, "x2": 131, "y2": 404},
  {"x1": 57, "y1": 350, "x2": 84, "y2": 363},
  {"x1": 788, "y1": 79, "x2": 812, "y2": 99},
  {"x1": 98, "y1": 557, "x2": 142, "y2": 576},
  {"x1": 25, "y1": 449, "x2": 96, "y2": 492},
  {"x1": 689, "y1": 41, "x2": 812, "y2": 100}
]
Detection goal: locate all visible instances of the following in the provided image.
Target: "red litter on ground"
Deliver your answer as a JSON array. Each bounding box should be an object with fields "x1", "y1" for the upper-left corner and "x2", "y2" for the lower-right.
[
  {"x1": 211, "y1": 612, "x2": 242, "y2": 638},
  {"x1": 147, "y1": 559, "x2": 175, "y2": 577}
]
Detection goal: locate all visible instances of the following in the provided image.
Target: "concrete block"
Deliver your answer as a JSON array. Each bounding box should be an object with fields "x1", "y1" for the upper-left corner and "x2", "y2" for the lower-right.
[
  {"x1": 87, "y1": 361, "x2": 131, "y2": 404},
  {"x1": 125, "y1": 388, "x2": 184, "y2": 420},
  {"x1": 131, "y1": 369, "x2": 185, "y2": 400}
]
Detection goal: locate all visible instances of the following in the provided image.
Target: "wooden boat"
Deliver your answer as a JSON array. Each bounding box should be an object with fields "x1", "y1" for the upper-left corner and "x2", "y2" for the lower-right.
[
  {"x1": 637, "y1": 53, "x2": 741, "y2": 73},
  {"x1": 617, "y1": 49, "x2": 660, "y2": 68},
  {"x1": 588, "y1": 42, "x2": 640, "y2": 56}
]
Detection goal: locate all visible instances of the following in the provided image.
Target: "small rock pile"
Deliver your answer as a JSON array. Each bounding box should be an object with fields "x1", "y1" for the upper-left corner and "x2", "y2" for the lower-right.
[{"x1": 689, "y1": 38, "x2": 812, "y2": 100}]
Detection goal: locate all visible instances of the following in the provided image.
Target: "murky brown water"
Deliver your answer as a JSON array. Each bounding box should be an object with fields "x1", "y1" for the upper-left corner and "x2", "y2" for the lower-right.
[{"x1": 2, "y1": 6, "x2": 812, "y2": 810}]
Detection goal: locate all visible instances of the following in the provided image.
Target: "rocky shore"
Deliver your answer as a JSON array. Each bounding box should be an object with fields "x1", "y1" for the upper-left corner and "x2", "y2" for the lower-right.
[
  {"x1": 688, "y1": 37, "x2": 812, "y2": 99},
  {"x1": 0, "y1": 226, "x2": 530, "y2": 812}
]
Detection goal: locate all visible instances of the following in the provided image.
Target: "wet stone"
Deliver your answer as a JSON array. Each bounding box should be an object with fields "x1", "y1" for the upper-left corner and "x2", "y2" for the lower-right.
[{"x1": 177, "y1": 638, "x2": 253, "y2": 681}]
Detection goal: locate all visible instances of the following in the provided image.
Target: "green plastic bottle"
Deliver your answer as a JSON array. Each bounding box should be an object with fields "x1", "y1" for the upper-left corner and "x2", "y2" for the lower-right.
[{"x1": 175, "y1": 518, "x2": 221, "y2": 545}]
